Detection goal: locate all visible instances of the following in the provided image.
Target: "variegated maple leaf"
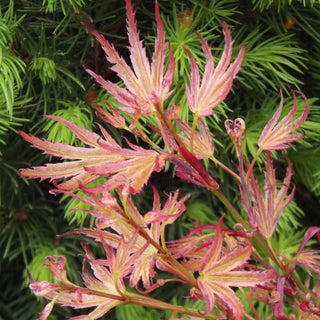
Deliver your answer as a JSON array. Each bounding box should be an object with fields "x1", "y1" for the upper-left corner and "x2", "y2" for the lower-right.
[
  {"x1": 20, "y1": 116, "x2": 166, "y2": 193},
  {"x1": 29, "y1": 254, "x2": 126, "y2": 320},
  {"x1": 258, "y1": 90, "x2": 309, "y2": 150},
  {"x1": 185, "y1": 22, "x2": 245, "y2": 117},
  {"x1": 29, "y1": 232, "x2": 169, "y2": 320},
  {"x1": 196, "y1": 216, "x2": 276, "y2": 319},
  {"x1": 240, "y1": 151, "x2": 295, "y2": 240},
  {"x1": 54, "y1": 184, "x2": 189, "y2": 289},
  {"x1": 174, "y1": 119, "x2": 214, "y2": 159},
  {"x1": 84, "y1": 0, "x2": 175, "y2": 117},
  {"x1": 289, "y1": 226, "x2": 320, "y2": 275}
]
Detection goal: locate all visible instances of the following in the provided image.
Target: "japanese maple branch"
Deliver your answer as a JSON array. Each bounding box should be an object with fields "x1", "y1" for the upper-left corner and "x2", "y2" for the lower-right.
[
  {"x1": 121, "y1": 194, "x2": 197, "y2": 288},
  {"x1": 127, "y1": 292, "x2": 216, "y2": 319},
  {"x1": 54, "y1": 286, "x2": 215, "y2": 319}
]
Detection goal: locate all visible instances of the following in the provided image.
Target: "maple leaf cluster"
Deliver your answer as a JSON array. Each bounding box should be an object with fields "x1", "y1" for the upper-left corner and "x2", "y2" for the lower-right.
[{"x1": 19, "y1": 1, "x2": 318, "y2": 320}]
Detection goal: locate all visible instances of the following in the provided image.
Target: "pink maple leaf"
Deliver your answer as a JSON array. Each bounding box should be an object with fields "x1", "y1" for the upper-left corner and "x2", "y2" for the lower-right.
[
  {"x1": 240, "y1": 152, "x2": 295, "y2": 240},
  {"x1": 96, "y1": 103, "x2": 126, "y2": 129},
  {"x1": 35, "y1": 302, "x2": 54, "y2": 320},
  {"x1": 289, "y1": 226, "x2": 320, "y2": 275},
  {"x1": 30, "y1": 228, "x2": 170, "y2": 320},
  {"x1": 258, "y1": 90, "x2": 309, "y2": 150},
  {"x1": 294, "y1": 250, "x2": 320, "y2": 275},
  {"x1": 196, "y1": 216, "x2": 276, "y2": 318},
  {"x1": 144, "y1": 189, "x2": 190, "y2": 225},
  {"x1": 52, "y1": 187, "x2": 159, "y2": 289},
  {"x1": 185, "y1": 22, "x2": 245, "y2": 117},
  {"x1": 19, "y1": 116, "x2": 166, "y2": 193},
  {"x1": 174, "y1": 119, "x2": 214, "y2": 159},
  {"x1": 29, "y1": 252, "x2": 126, "y2": 320},
  {"x1": 54, "y1": 185, "x2": 190, "y2": 290},
  {"x1": 84, "y1": 0, "x2": 175, "y2": 116}
]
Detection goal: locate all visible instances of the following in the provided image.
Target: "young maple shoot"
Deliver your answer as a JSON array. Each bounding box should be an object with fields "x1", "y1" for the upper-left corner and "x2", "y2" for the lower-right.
[{"x1": 19, "y1": 0, "x2": 318, "y2": 320}]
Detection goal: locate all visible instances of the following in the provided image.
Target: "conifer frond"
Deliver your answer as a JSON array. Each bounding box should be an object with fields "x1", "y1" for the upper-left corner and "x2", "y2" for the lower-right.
[
  {"x1": 234, "y1": 26, "x2": 306, "y2": 93},
  {"x1": 0, "y1": 47, "x2": 26, "y2": 117},
  {"x1": 251, "y1": 0, "x2": 317, "y2": 11},
  {"x1": 190, "y1": 0, "x2": 240, "y2": 25},
  {"x1": 43, "y1": 101, "x2": 93, "y2": 146},
  {"x1": 157, "y1": 4, "x2": 213, "y2": 82},
  {"x1": 42, "y1": 0, "x2": 86, "y2": 14},
  {"x1": 289, "y1": 148, "x2": 320, "y2": 198}
]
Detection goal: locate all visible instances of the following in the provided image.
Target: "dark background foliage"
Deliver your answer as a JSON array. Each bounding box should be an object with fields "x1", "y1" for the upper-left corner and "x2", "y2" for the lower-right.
[{"x1": 0, "y1": 0, "x2": 319, "y2": 319}]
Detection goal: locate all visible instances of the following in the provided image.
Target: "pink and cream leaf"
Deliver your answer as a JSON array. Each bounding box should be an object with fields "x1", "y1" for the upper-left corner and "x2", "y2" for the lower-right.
[
  {"x1": 84, "y1": 0, "x2": 174, "y2": 116},
  {"x1": 20, "y1": 116, "x2": 166, "y2": 193},
  {"x1": 186, "y1": 22, "x2": 245, "y2": 117},
  {"x1": 240, "y1": 152, "x2": 294, "y2": 240},
  {"x1": 197, "y1": 216, "x2": 276, "y2": 318},
  {"x1": 289, "y1": 226, "x2": 320, "y2": 274},
  {"x1": 258, "y1": 90, "x2": 309, "y2": 150}
]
